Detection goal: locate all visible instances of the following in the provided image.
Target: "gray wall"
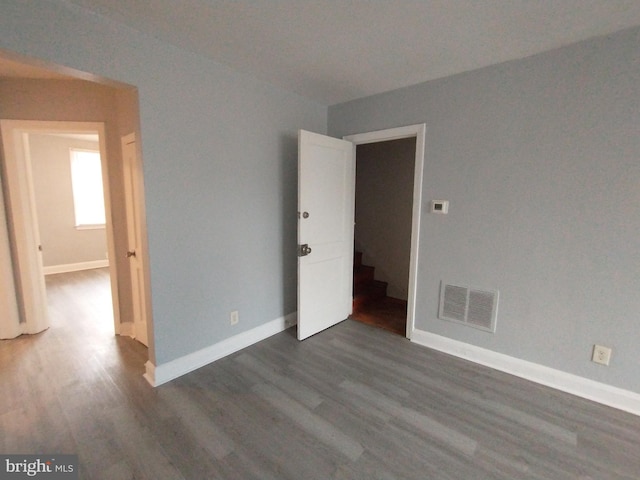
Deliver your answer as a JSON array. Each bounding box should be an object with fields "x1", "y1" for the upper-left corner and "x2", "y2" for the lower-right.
[
  {"x1": 0, "y1": 0, "x2": 326, "y2": 365},
  {"x1": 355, "y1": 138, "x2": 415, "y2": 300},
  {"x1": 28, "y1": 133, "x2": 107, "y2": 268},
  {"x1": 330, "y1": 27, "x2": 640, "y2": 394}
]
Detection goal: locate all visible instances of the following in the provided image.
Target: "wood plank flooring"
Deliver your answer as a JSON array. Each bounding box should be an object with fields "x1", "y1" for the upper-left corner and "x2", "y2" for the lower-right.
[
  {"x1": 1, "y1": 269, "x2": 639, "y2": 479},
  {"x1": 350, "y1": 297, "x2": 407, "y2": 336}
]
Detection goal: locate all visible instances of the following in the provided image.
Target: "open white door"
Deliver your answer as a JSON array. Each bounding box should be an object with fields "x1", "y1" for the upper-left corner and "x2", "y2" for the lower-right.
[
  {"x1": 297, "y1": 130, "x2": 355, "y2": 340},
  {"x1": 0, "y1": 182, "x2": 21, "y2": 339},
  {"x1": 0, "y1": 121, "x2": 49, "y2": 337},
  {"x1": 122, "y1": 133, "x2": 148, "y2": 347}
]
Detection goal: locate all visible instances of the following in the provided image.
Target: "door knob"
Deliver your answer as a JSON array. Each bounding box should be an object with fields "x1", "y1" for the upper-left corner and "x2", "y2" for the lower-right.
[
  {"x1": 298, "y1": 244, "x2": 312, "y2": 257},
  {"x1": 302, "y1": 211, "x2": 309, "y2": 219}
]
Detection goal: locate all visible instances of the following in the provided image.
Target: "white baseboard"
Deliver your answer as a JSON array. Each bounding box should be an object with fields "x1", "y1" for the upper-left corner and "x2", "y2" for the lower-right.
[
  {"x1": 411, "y1": 329, "x2": 640, "y2": 417},
  {"x1": 44, "y1": 259, "x2": 109, "y2": 275},
  {"x1": 144, "y1": 312, "x2": 297, "y2": 387}
]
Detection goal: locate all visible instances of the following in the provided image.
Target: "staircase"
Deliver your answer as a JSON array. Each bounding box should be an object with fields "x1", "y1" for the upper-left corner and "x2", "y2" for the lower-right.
[
  {"x1": 352, "y1": 251, "x2": 408, "y2": 335},
  {"x1": 352, "y1": 251, "x2": 388, "y2": 313}
]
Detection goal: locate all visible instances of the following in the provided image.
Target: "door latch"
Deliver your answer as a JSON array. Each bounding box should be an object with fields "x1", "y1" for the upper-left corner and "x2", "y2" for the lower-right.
[{"x1": 298, "y1": 244, "x2": 312, "y2": 257}]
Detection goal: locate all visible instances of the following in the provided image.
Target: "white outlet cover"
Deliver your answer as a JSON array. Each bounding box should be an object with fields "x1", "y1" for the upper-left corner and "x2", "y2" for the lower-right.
[{"x1": 592, "y1": 344, "x2": 612, "y2": 366}]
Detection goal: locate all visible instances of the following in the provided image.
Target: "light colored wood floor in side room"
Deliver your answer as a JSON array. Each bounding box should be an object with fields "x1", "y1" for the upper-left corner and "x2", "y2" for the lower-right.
[{"x1": 1, "y1": 269, "x2": 639, "y2": 479}]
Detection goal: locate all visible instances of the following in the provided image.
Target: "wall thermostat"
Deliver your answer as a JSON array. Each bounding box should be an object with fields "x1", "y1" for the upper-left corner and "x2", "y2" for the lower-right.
[{"x1": 431, "y1": 200, "x2": 449, "y2": 214}]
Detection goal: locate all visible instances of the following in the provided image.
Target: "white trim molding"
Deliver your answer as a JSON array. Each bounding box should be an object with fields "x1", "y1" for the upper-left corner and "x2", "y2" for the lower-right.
[
  {"x1": 43, "y1": 259, "x2": 109, "y2": 275},
  {"x1": 118, "y1": 321, "x2": 134, "y2": 338},
  {"x1": 412, "y1": 329, "x2": 640, "y2": 417},
  {"x1": 144, "y1": 312, "x2": 297, "y2": 387}
]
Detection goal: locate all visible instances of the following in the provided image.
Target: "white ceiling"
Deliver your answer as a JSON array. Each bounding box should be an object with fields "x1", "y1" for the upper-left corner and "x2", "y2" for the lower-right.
[{"x1": 7, "y1": 1, "x2": 640, "y2": 104}]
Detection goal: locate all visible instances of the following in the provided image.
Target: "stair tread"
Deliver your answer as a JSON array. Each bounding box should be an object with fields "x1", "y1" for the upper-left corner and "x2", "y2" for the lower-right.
[
  {"x1": 353, "y1": 265, "x2": 375, "y2": 286},
  {"x1": 352, "y1": 251, "x2": 389, "y2": 311},
  {"x1": 352, "y1": 251, "x2": 406, "y2": 334},
  {"x1": 354, "y1": 279, "x2": 387, "y2": 293}
]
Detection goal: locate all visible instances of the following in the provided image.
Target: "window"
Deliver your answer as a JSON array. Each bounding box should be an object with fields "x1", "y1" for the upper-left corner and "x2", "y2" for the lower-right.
[{"x1": 69, "y1": 149, "x2": 106, "y2": 228}]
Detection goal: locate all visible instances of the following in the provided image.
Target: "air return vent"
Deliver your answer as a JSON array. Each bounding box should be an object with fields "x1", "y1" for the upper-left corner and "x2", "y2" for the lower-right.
[{"x1": 439, "y1": 282, "x2": 498, "y2": 333}]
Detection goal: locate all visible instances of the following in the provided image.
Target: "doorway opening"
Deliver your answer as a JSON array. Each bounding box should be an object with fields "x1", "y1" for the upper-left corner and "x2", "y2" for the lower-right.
[
  {"x1": 1, "y1": 121, "x2": 120, "y2": 338},
  {"x1": 344, "y1": 124, "x2": 426, "y2": 339},
  {"x1": 30, "y1": 130, "x2": 115, "y2": 334},
  {"x1": 351, "y1": 137, "x2": 416, "y2": 336},
  {"x1": 0, "y1": 51, "x2": 151, "y2": 355}
]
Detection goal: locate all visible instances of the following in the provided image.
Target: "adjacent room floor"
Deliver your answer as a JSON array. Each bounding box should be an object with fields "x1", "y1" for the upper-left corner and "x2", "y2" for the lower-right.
[
  {"x1": 350, "y1": 297, "x2": 407, "y2": 336},
  {"x1": 1, "y1": 270, "x2": 639, "y2": 479}
]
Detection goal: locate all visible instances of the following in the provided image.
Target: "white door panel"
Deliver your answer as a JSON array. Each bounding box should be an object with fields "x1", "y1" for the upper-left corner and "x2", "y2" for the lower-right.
[
  {"x1": 297, "y1": 130, "x2": 354, "y2": 340},
  {"x1": 300, "y1": 152, "x2": 349, "y2": 243}
]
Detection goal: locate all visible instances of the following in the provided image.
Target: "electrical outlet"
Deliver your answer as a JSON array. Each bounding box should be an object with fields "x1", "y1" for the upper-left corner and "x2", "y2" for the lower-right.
[
  {"x1": 230, "y1": 310, "x2": 239, "y2": 326},
  {"x1": 592, "y1": 345, "x2": 612, "y2": 366}
]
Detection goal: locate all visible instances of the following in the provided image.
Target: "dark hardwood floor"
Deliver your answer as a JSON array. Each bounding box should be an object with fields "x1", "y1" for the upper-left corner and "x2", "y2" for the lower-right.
[
  {"x1": 1, "y1": 269, "x2": 639, "y2": 479},
  {"x1": 350, "y1": 297, "x2": 407, "y2": 336}
]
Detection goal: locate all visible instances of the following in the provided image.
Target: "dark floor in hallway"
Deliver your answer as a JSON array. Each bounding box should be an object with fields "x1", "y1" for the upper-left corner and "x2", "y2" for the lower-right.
[{"x1": 350, "y1": 296, "x2": 407, "y2": 336}]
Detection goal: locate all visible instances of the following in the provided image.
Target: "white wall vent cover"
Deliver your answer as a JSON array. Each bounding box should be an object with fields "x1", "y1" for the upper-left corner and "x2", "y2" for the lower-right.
[{"x1": 439, "y1": 282, "x2": 498, "y2": 333}]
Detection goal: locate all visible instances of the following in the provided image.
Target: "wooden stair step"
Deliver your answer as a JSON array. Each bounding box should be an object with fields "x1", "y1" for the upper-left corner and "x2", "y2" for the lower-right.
[
  {"x1": 352, "y1": 252, "x2": 406, "y2": 336},
  {"x1": 353, "y1": 265, "x2": 375, "y2": 287}
]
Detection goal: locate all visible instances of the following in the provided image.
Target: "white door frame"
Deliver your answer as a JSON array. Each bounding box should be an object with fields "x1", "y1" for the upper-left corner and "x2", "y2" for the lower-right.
[
  {"x1": 0, "y1": 119, "x2": 122, "y2": 334},
  {"x1": 344, "y1": 124, "x2": 426, "y2": 339},
  {"x1": 121, "y1": 132, "x2": 150, "y2": 346},
  {"x1": 0, "y1": 174, "x2": 21, "y2": 338}
]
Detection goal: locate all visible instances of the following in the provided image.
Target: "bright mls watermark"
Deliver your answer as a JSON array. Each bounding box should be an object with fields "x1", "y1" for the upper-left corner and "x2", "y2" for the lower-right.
[{"x1": 0, "y1": 455, "x2": 77, "y2": 479}]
